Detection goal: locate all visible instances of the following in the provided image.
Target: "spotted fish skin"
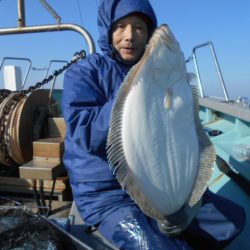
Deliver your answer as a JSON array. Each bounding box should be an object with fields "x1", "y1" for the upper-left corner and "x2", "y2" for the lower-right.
[{"x1": 107, "y1": 24, "x2": 215, "y2": 231}]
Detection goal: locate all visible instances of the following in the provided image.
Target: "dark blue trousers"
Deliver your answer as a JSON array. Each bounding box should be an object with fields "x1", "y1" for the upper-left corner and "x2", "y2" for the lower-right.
[{"x1": 98, "y1": 190, "x2": 245, "y2": 250}]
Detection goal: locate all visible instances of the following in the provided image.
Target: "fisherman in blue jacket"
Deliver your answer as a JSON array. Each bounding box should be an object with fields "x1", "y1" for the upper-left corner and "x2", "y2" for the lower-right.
[{"x1": 62, "y1": 0, "x2": 245, "y2": 249}]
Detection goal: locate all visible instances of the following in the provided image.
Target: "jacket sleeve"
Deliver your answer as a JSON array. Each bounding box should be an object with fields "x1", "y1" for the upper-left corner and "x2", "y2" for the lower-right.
[{"x1": 62, "y1": 58, "x2": 114, "y2": 159}]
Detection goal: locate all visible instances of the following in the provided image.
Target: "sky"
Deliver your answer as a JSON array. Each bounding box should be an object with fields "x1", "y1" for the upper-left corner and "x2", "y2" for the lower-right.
[{"x1": 0, "y1": 0, "x2": 250, "y2": 100}]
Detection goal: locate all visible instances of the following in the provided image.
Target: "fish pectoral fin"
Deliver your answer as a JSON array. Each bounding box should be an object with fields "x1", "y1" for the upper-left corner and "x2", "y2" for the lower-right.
[{"x1": 164, "y1": 89, "x2": 173, "y2": 109}]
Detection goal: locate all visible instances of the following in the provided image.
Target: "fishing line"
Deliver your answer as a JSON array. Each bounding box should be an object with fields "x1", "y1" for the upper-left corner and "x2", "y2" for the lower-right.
[{"x1": 76, "y1": 0, "x2": 84, "y2": 27}]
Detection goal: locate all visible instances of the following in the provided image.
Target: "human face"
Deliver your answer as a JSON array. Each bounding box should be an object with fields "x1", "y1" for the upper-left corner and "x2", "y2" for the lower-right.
[{"x1": 112, "y1": 14, "x2": 149, "y2": 64}]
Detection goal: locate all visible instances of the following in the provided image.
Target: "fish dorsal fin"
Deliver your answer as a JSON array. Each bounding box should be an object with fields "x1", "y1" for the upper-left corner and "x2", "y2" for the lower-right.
[{"x1": 188, "y1": 85, "x2": 216, "y2": 206}]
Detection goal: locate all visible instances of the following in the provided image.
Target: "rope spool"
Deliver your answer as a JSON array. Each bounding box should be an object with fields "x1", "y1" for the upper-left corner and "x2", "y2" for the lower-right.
[{"x1": 0, "y1": 89, "x2": 58, "y2": 167}]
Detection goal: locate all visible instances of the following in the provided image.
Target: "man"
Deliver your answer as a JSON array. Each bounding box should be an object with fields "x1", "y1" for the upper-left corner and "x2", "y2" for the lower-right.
[{"x1": 62, "y1": 0, "x2": 245, "y2": 249}]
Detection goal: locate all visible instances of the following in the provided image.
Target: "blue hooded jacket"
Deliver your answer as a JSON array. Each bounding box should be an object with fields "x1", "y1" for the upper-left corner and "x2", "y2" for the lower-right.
[{"x1": 62, "y1": 0, "x2": 157, "y2": 226}]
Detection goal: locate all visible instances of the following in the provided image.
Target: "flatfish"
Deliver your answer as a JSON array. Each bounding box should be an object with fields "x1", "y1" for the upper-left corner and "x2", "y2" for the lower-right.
[{"x1": 107, "y1": 24, "x2": 216, "y2": 233}]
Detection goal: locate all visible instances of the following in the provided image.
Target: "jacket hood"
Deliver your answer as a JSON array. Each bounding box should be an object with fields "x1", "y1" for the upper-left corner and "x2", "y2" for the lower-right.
[{"x1": 97, "y1": 0, "x2": 157, "y2": 56}]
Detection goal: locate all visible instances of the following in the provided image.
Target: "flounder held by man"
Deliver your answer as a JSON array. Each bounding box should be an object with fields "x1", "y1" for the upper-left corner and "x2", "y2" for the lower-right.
[{"x1": 107, "y1": 24, "x2": 216, "y2": 234}]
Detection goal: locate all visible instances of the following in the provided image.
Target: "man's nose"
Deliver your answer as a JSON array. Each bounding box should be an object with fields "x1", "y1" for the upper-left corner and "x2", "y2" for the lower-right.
[{"x1": 124, "y1": 25, "x2": 135, "y2": 41}]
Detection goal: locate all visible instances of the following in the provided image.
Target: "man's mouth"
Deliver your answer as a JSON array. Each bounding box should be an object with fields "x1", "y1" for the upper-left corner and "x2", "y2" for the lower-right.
[{"x1": 122, "y1": 47, "x2": 136, "y2": 53}]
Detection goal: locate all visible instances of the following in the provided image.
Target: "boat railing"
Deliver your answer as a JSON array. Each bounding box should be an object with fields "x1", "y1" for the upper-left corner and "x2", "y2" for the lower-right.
[
  {"x1": 0, "y1": 57, "x2": 32, "y2": 89},
  {"x1": 43, "y1": 60, "x2": 68, "y2": 79},
  {"x1": 186, "y1": 41, "x2": 230, "y2": 101},
  {"x1": 0, "y1": 0, "x2": 95, "y2": 54},
  {"x1": 43, "y1": 59, "x2": 69, "y2": 109},
  {"x1": 0, "y1": 57, "x2": 68, "y2": 92}
]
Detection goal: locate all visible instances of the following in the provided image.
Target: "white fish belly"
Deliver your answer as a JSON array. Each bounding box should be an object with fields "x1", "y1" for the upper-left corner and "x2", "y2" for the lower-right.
[{"x1": 122, "y1": 79, "x2": 199, "y2": 215}]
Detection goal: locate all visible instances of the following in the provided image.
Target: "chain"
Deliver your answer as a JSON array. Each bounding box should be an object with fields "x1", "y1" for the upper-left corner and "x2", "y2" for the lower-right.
[
  {"x1": 0, "y1": 50, "x2": 86, "y2": 101},
  {"x1": 20, "y1": 50, "x2": 86, "y2": 96},
  {"x1": 0, "y1": 49, "x2": 86, "y2": 123},
  {"x1": 0, "y1": 90, "x2": 11, "y2": 104},
  {"x1": 0, "y1": 93, "x2": 20, "y2": 166}
]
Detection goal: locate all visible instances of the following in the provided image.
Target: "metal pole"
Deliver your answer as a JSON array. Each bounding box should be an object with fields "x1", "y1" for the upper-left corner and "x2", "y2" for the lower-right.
[
  {"x1": 192, "y1": 50, "x2": 204, "y2": 97},
  {"x1": 38, "y1": 0, "x2": 61, "y2": 24},
  {"x1": 192, "y1": 41, "x2": 230, "y2": 101},
  {"x1": 0, "y1": 24, "x2": 95, "y2": 54},
  {"x1": 209, "y1": 43, "x2": 230, "y2": 101},
  {"x1": 17, "y1": 0, "x2": 26, "y2": 27}
]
